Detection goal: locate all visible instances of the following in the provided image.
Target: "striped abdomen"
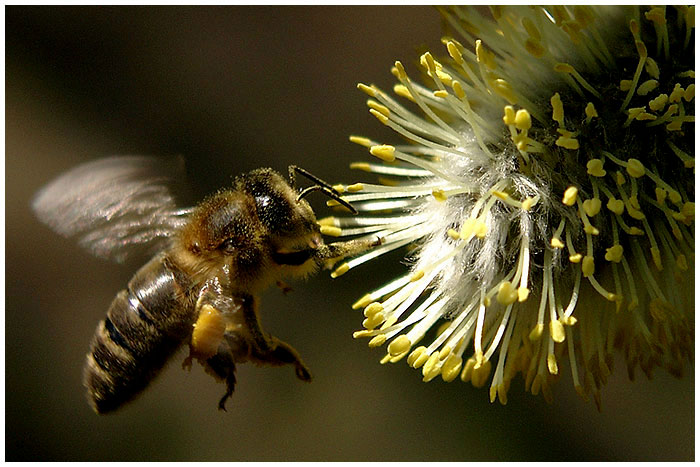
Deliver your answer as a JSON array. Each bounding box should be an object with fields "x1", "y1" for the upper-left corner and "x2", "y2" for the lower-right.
[{"x1": 84, "y1": 254, "x2": 196, "y2": 414}]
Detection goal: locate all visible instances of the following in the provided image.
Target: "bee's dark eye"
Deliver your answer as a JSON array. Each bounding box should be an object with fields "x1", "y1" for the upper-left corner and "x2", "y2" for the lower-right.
[{"x1": 219, "y1": 238, "x2": 237, "y2": 253}]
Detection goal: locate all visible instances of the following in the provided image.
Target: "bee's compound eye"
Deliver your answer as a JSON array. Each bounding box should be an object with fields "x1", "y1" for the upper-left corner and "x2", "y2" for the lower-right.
[{"x1": 219, "y1": 238, "x2": 237, "y2": 254}]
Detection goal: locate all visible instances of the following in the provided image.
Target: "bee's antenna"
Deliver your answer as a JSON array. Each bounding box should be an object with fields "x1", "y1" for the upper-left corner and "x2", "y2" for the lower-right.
[{"x1": 289, "y1": 165, "x2": 358, "y2": 215}]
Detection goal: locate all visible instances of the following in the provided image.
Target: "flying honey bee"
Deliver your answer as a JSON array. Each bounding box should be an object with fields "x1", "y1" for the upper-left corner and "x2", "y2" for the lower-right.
[{"x1": 32, "y1": 156, "x2": 378, "y2": 414}]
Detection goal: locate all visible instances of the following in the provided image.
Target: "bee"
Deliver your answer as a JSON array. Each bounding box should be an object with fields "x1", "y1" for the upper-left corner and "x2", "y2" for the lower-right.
[{"x1": 32, "y1": 156, "x2": 378, "y2": 414}]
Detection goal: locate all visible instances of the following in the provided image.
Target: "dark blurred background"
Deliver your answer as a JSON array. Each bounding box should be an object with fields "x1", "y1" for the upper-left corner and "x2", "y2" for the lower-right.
[{"x1": 6, "y1": 6, "x2": 694, "y2": 461}]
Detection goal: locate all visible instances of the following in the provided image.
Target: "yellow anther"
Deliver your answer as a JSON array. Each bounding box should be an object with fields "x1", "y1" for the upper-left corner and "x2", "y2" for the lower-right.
[
  {"x1": 637, "y1": 79, "x2": 659, "y2": 96},
  {"x1": 605, "y1": 244, "x2": 624, "y2": 263},
  {"x1": 550, "y1": 318, "x2": 566, "y2": 343},
  {"x1": 420, "y1": 51, "x2": 437, "y2": 74},
  {"x1": 503, "y1": 105, "x2": 516, "y2": 125},
  {"x1": 635, "y1": 112, "x2": 657, "y2": 121},
  {"x1": 447, "y1": 228, "x2": 460, "y2": 240},
  {"x1": 407, "y1": 346, "x2": 429, "y2": 368},
  {"x1": 380, "y1": 315, "x2": 397, "y2": 330},
  {"x1": 353, "y1": 330, "x2": 374, "y2": 339},
  {"x1": 666, "y1": 120, "x2": 683, "y2": 131},
  {"x1": 649, "y1": 94, "x2": 669, "y2": 111},
  {"x1": 668, "y1": 190, "x2": 682, "y2": 205},
  {"x1": 433, "y1": 90, "x2": 449, "y2": 98},
  {"x1": 626, "y1": 107, "x2": 645, "y2": 121},
  {"x1": 435, "y1": 69, "x2": 453, "y2": 85},
  {"x1": 369, "y1": 144, "x2": 396, "y2": 162},
  {"x1": 517, "y1": 287, "x2": 530, "y2": 302},
  {"x1": 562, "y1": 186, "x2": 578, "y2": 206},
  {"x1": 650, "y1": 247, "x2": 663, "y2": 271},
  {"x1": 393, "y1": 84, "x2": 412, "y2": 101},
  {"x1": 362, "y1": 312, "x2": 384, "y2": 330},
  {"x1": 369, "y1": 109, "x2": 389, "y2": 125},
  {"x1": 346, "y1": 183, "x2": 364, "y2": 193},
  {"x1": 569, "y1": 253, "x2": 583, "y2": 263},
  {"x1": 422, "y1": 352, "x2": 442, "y2": 382},
  {"x1": 514, "y1": 109, "x2": 532, "y2": 130},
  {"x1": 393, "y1": 61, "x2": 407, "y2": 80},
  {"x1": 460, "y1": 356, "x2": 477, "y2": 382},
  {"x1": 629, "y1": 195, "x2": 641, "y2": 210},
  {"x1": 331, "y1": 184, "x2": 345, "y2": 193},
  {"x1": 490, "y1": 78, "x2": 518, "y2": 104},
  {"x1": 474, "y1": 221, "x2": 488, "y2": 239},
  {"x1": 627, "y1": 205, "x2": 645, "y2": 220},
  {"x1": 584, "y1": 224, "x2": 599, "y2": 236},
  {"x1": 582, "y1": 256, "x2": 595, "y2": 277},
  {"x1": 585, "y1": 102, "x2": 598, "y2": 120},
  {"x1": 368, "y1": 334, "x2": 387, "y2": 347},
  {"x1": 432, "y1": 189, "x2": 448, "y2": 202},
  {"x1": 331, "y1": 263, "x2": 350, "y2": 279},
  {"x1": 364, "y1": 302, "x2": 384, "y2": 318},
  {"x1": 388, "y1": 335, "x2": 411, "y2": 357},
  {"x1": 551, "y1": 237, "x2": 565, "y2": 249},
  {"x1": 470, "y1": 358, "x2": 492, "y2": 388},
  {"x1": 349, "y1": 136, "x2": 372, "y2": 148},
  {"x1": 497, "y1": 281, "x2": 518, "y2": 306},
  {"x1": 441, "y1": 354, "x2": 463, "y2": 382},
  {"x1": 379, "y1": 354, "x2": 392, "y2": 365},
  {"x1": 551, "y1": 93, "x2": 564, "y2": 126},
  {"x1": 586, "y1": 159, "x2": 606, "y2": 177},
  {"x1": 645, "y1": 57, "x2": 660, "y2": 79},
  {"x1": 620, "y1": 80, "x2": 633, "y2": 91},
  {"x1": 525, "y1": 38, "x2": 545, "y2": 58},
  {"x1": 627, "y1": 159, "x2": 644, "y2": 178},
  {"x1": 352, "y1": 294, "x2": 372, "y2": 310},
  {"x1": 583, "y1": 198, "x2": 602, "y2": 217},
  {"x1": 410, "y1": 270, "x2": 425, "y2": 282},
  {"x1": 655, "y1": 187, "x2": 667, "y2": 204},
  {"x1": 475, "y1": 40, "x2": 496, "y2": 69},
  {"x1": 669, "y1": 83, "x2": 684, "y2": 103},
  {"x1": 554, "y1": 62, "x2": 575, "y2": 74},
  {"x1": 317, "y1": 216, "x2": 336, "y2": 227},
  {"x1": 547, "y1": 354, "x2": 559, "y2": 375},
  {"x1": 521, "y1": 197, "x2": 536, "y2": 211},
  {"x1": 521, "y1": 16, "x2": 541, "y2": 40},
  {"x1": 367, "y1": 100, "x2": 390, "y2": 116},
  {"x1": 562, "y1": 315, "x2": 578, "y2": 326},
  {"x1": 681, "y1": 201, "x2": 695, "y2": 219},
  {"x1": 357, "y1": 83, "x2": 378, "y2": 97},
  {"x1": 492, "y1": 191, "x2": 509, "y2": 201},
  {"x1": 629, "y1": 226, "x2": 644, "y2": 236},
  {"x1": 635, "y1": 40, "x2": 648, "y2": 59},
  {"x1": 438, "y1": 346, "x2": 452, "y2": 361},
  {"x1": 683, "y1": 84, "x2": 695, "y2": 101},
  {"x1": 556, "y1": 136, "x2": 579, "y2": 150},
  {"x1": 616, "y1": 171, "x2": 626, "y2": 185},
  {"x1": 676, "y1": 254, "x2": 688, "y2": 271},
  {"x1": 452, "y1": 80, "x2": 466, "y2": 100},
  {"x1": 320, "y1": 225, "x2": 342, "y2": 237},
  {"x1": 529, "y1": 323, "x2": 544, "y2": 341},
  {"x1": 645, "y1": 7, "x2": 666, "y2": 25},
  {"x1": 446, "y1": 41, "x2": 464, "y2": 64}
]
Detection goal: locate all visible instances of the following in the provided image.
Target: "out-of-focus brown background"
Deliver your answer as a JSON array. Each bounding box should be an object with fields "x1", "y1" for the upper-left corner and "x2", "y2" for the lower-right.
[{"x1": 6, "y1": 6, "x2": 694, "y2": 461}]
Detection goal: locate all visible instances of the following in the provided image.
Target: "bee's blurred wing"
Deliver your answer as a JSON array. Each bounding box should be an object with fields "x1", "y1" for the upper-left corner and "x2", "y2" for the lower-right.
[{"x1": 32, "y1": 156, "x2": 192, "y2": 263}]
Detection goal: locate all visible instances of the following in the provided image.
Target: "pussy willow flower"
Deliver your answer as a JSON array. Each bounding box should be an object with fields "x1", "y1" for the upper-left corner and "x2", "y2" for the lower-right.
[{"x1": 320, "y1": 6, "x2": 695, "y2": 408}]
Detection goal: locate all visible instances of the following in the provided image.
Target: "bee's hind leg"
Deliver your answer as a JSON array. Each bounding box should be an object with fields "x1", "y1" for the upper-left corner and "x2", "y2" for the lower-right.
[{"x1": 203, "y1": 347, "x2": 237, "y2": 411}]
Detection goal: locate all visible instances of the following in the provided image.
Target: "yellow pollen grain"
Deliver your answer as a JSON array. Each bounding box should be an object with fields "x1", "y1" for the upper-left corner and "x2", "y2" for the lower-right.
[
  {"x1": 514, "y1": 109, "x2": 532, "y2": 130},
  {"x1": 388, "y1": 335, "x2": 411, "y2": 356},
  {"x1": 626, "y1": 158, "x2": 645, "y2": 178},
  {"x1": 645, "y1": 57, "x2": 660, "y2": 79},
  {"x1": 637, "y1": 79, "x2": 659, "y2": 96},
  {"x1": 432, "y1": 189, "x2": 448, "y2": 202},
  {"x1": 550, "y1": 319, "x2": 565, "y2": 343},
  {"x1": 562, "y1": 186, "x2": 578, "y2": 206},
  {"x1": 369, "y1": 145, "x2": 396, "y2": 162},
  {"x1": 605, "y1": 244, "x2": 624, "y2": 262},
  {"x1": 349, "y1": 136, "x2": 372, "y2": 148},
  {"x1": 583, "y1": 198, "x2": 602, "y2": 217},
  {"x1": 649, "y1": 94, "x2": 668, "y2": 111},
  {"x1": 497, "y1": 281, "x2": 518, "y2": 306},
  {"x1": 587, "y1": 159, "x2": 606, "y2": 177},
  {"x1": 368, "y1": 334, "x2": 387, "y2": 347},
  {"x1": 582, "y1": 256, "x2": 595, "y2": 277},
  {"x1": 551, "y1": 237, "x2": 565, "y2": 249},
  {"x1": 551, "y1": 93, "x2": 564, "y2": 126},
  {"x1": 357, "y1": 82, "x2": 377, "y2": 97},
  {"x1": 585, "y1": 102, "x2": 598, "y2": 119},
  {"x1": 319, "y1": 225, "x2": 342, "y2": 237},
  {"x1": 410, "y1": 270, "x2": 425, "y2": 282},
  {"x1": 331, "y1": 263, "x2": 350, "y2": 279},
  {"x1": 503, "y1": 106, "x2": 516, "y2": 125},
  {"x1": 364, "y1": 302, "x2": 384, "y2": 317},
  {"x1": 556, "y1": 136, "x2": 579, "y2": 150}
]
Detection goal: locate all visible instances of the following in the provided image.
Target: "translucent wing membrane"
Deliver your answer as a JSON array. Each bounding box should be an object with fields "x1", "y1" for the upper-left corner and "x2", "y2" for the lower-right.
[{"x1": 32, "y1": 156, "x2": 192, "y2": 262}]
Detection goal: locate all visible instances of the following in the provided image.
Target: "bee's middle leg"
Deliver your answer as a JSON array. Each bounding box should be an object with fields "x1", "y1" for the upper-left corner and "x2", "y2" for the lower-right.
[{"x1": 241, "y1": 295, "x2": 312, "y2": 382}]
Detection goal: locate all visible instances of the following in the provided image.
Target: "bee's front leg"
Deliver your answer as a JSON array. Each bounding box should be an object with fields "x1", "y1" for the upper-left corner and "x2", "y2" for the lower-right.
[{"x1": 238, "y1": 294, "x2": 312, "y2": 382}]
